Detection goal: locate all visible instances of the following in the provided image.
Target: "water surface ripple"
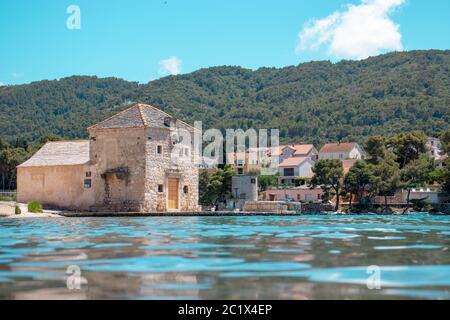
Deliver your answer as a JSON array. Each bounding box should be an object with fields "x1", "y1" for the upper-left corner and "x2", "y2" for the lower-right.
[{"x1": 0, "y1": 214, "x2": 449, "y2": 299}]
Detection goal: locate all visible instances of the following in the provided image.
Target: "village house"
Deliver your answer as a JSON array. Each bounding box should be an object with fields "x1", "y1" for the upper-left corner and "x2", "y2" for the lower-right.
[
  {"x1": 227, "y1": 143, "x2": 318, "y2": 175},
  {"x1": 318, "y1": 142, "x2": 365, "y2": 160},
  {"x1": 17, "y1": 103, "x2": 200, "y2": 213},
  {"x1": 278, "y1": 156, "x2": 315, "y2": 186},
  {"x1": 426, "y1": 137, "x2": 443, "y2": 160},
  {"x1": 276, "y1": 144, "x2": 318, "y2": 163}
]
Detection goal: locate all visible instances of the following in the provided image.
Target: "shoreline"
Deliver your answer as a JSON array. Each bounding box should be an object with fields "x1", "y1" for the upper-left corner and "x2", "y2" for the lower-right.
[
  {"x1": 56, "y1": 211, "x2": 446, "y2": 218},
  {"x1": 1, "y1": 202, "x2": 448, "y2": 218}
]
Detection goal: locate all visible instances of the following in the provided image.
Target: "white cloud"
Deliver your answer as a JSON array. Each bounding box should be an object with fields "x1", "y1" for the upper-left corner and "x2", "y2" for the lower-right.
[
  {"x1": 158, "y1": 56, "x2": 182, "y2": 76},
  {"x1": 297, "y1": 0, "x2": 405, "y2": 60},
  {"x1": 0, "y1": 82, "x2": 4, "y2": 86}
]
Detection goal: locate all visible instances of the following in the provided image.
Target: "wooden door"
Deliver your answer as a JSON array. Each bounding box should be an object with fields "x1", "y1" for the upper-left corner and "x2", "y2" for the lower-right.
[{"x1": 168, "y1": 178, "x2": 179, "y2": 209}]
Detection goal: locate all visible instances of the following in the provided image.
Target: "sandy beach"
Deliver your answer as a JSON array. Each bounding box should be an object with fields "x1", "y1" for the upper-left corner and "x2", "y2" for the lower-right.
[{"x1": 0, "y1": 201, "x2": 62, "y2": 218}]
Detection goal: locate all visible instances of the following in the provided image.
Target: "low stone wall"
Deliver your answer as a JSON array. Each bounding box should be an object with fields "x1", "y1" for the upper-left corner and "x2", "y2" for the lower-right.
[
  {"x1": 243, "y1": 201, "x2": 333, "y2": 213},
  {"x1": 0, "y1": 201, "x2": 15, "y2": 215},
  {"x1": 243, "y1": 201, "x2": 288, "y2": 212}
]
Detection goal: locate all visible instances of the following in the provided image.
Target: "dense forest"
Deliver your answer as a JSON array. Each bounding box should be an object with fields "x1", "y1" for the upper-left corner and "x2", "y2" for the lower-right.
[{"x1": 1, "y1": 50, "x2": 449, "y2": 147}]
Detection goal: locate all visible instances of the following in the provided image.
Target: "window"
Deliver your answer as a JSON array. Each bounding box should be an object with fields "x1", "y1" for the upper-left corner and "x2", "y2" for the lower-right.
[
  {"x1": 237, "y1": 168, "x2": 244, "y2": 175},
  {"x1": 157, "y1": 145, "x2": 162, "y2": 154},
  {"x1": 185, "y1": 148, "x2": 190, "y2": 157},
  {"x1": 339, "y1": 154, "x2": 343, "y2": 159},
  {"x1": 158, "y1": 184, "x2": 164, "y2": 192},
  {"x1": 284, "y1": 168, "x2": 295, "y2": 176},
  {"x1": 183, "y1": 186, "x2": 189, "y2": 194},
  {"x1": 86, "y1": 171, "x2": 91, "y2": 177},
  {"x1": 84, "y1": 179, "x2": 91, "y2": 189},
  {"x1": 251, "y1": 178, "x2": 256, "y2": 184}
]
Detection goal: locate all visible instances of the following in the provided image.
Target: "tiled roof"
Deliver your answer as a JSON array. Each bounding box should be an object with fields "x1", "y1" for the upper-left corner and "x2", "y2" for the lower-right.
[
  {"x1": 279, "y1": 156, "x2": 309, "y2": 167},
  {"x1": 271, "y1": 144, "x2": 315, "y2": 156},
  {"x1": 342, "y1": 159, "x2": 358, "y2": 174},
  {"x1": 88, "y1": 103, "x2": 195, "y2": 131},
  {"x1": 319, "y1": 142, "x2": 357, "y2": 153},
  {"x1": 287, "y1": 144, "x2": 315, "y2": 156},
  {"x1": 18, "y1": 141, "x2": 90, "y2": 167}
]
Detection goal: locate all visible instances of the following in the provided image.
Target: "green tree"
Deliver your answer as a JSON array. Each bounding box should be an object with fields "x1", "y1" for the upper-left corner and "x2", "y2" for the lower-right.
[
  {"x1": 0, "y1": 144, "x2": 29, "y2": 190},
  {"x1": 431, "y1": 158, "x2": 450, "y2": 194},
  {"x1": 198, "y1": 165, "x2": 233, "y2": 206},
  {"x1": 440, "y1": 130, "x2": 450, "y2": 154},
  {"x1": 310, "y1": 159, "x2": 344, "y2": 211},
  {"x1": 371, "y1": 153, "x2": 400, "y2": 212},
  {"x1": 343, "y1": 160, "x2": 375, "y2": 209},
  {"x1": 39, "y1": 132, "x2": 63, "y2": 144},
  {"x1": 387, "y1": 131, "x2": 428, "y2": 168},
  {"x1": 364, "y1": 136, "x2": 386, "y2": 164},
  {"x1": 198, "y1": 170, "x2": 213, "y2": 206},
  {"x1": 258, "y1": 174, "x2": 278, "y2": 192},
  {"x1": 400, "y1": 156, "x2": 432, "y2": 206}
]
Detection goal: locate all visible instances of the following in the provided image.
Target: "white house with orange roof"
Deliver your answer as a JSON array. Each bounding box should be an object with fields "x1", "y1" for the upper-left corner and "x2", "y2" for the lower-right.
[
  {"x1": 278, "y1": 144, "x2": 318, "y2": 163},
  {"x1": 318, "y1": 142, "x2": 365, "y2": 160},
  {"x1": 278, "y1": 156, "x2": 315, "y2": 185}
]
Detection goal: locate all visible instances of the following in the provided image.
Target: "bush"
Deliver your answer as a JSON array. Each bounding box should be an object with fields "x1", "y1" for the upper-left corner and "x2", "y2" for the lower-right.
[
  {"x1": 15, "y1": 206, "x2": 21, "y2": 215},
  {"x1": 27, "y1": 201, "x2": 43, "y2": 213},
  {"x1": 410, "y1": 198, "x2": 432, "y2": 212}
]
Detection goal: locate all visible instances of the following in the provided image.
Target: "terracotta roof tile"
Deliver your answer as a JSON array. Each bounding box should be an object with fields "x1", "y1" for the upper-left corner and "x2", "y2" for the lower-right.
[
  {"x1": 342, "y1": 159, "x2": 358, "y2": 173},
  {"x1": 279, "y1": 156, "x2": 309, "y2": 167},
  {"x1": 319, "y1": 142, "x2": 357, "y2": 153}
]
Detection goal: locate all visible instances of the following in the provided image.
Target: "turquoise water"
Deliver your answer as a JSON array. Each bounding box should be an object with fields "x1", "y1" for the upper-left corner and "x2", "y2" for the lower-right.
[{"x1": 0, "y1": 214, "x2": 450, "y2": 299}]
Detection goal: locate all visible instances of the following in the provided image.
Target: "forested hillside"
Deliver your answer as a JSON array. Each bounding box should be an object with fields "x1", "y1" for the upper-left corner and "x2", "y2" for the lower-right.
[{"x1": 1, "y1": 50, "x2": 449, "y2": 146}]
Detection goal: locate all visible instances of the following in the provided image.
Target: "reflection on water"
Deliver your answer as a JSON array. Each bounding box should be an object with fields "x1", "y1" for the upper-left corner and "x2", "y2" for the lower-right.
[{"x1": 0, "y1": 214, "x2": 450, "y2": 299}]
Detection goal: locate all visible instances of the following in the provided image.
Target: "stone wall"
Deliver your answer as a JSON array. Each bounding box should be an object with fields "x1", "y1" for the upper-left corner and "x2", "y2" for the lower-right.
[
  {"x1": 143, "y1": 126, "x2": 199, "y2": 212},
  {"x1": 16, "y1": 164, "x2": 95, "y2": 210},
  {"x1": 88, "y1": 127, "x2": 147, "y2": 211}
]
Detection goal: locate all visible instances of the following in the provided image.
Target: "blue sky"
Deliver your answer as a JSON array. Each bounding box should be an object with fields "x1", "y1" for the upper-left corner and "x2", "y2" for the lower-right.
[{"x1": 1, "y1": 0, "x2": 449, "y2": 85}]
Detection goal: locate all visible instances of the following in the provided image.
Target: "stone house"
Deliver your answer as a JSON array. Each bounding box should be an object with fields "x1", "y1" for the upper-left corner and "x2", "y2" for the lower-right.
[{"x1": 17, "y1": 103, "x2": 200, "y2": 213}]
